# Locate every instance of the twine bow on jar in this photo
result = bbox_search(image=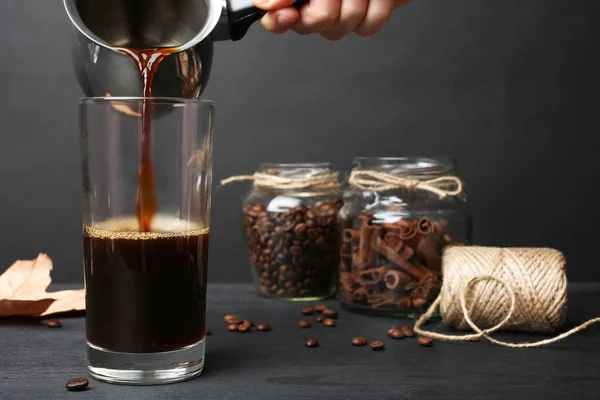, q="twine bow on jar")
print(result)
[221,172,341,192]
[348,170,463,198]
